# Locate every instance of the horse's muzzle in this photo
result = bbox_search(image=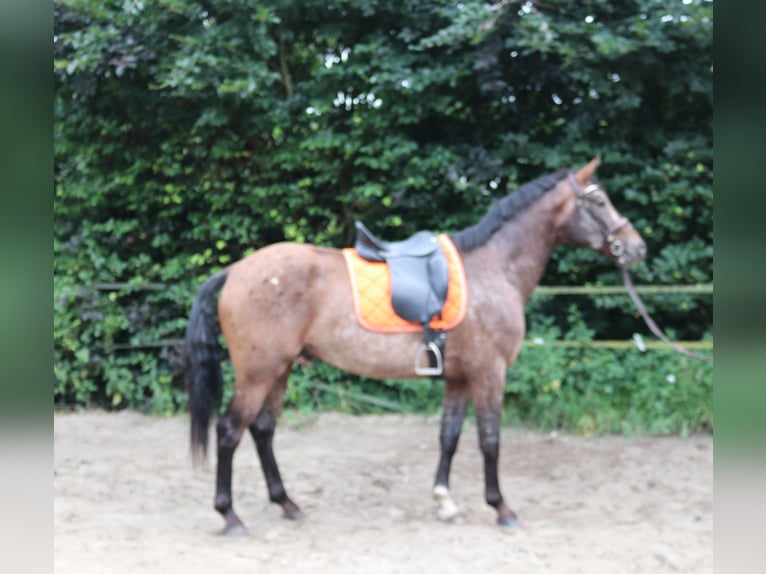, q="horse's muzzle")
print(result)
[616,236,647,268]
